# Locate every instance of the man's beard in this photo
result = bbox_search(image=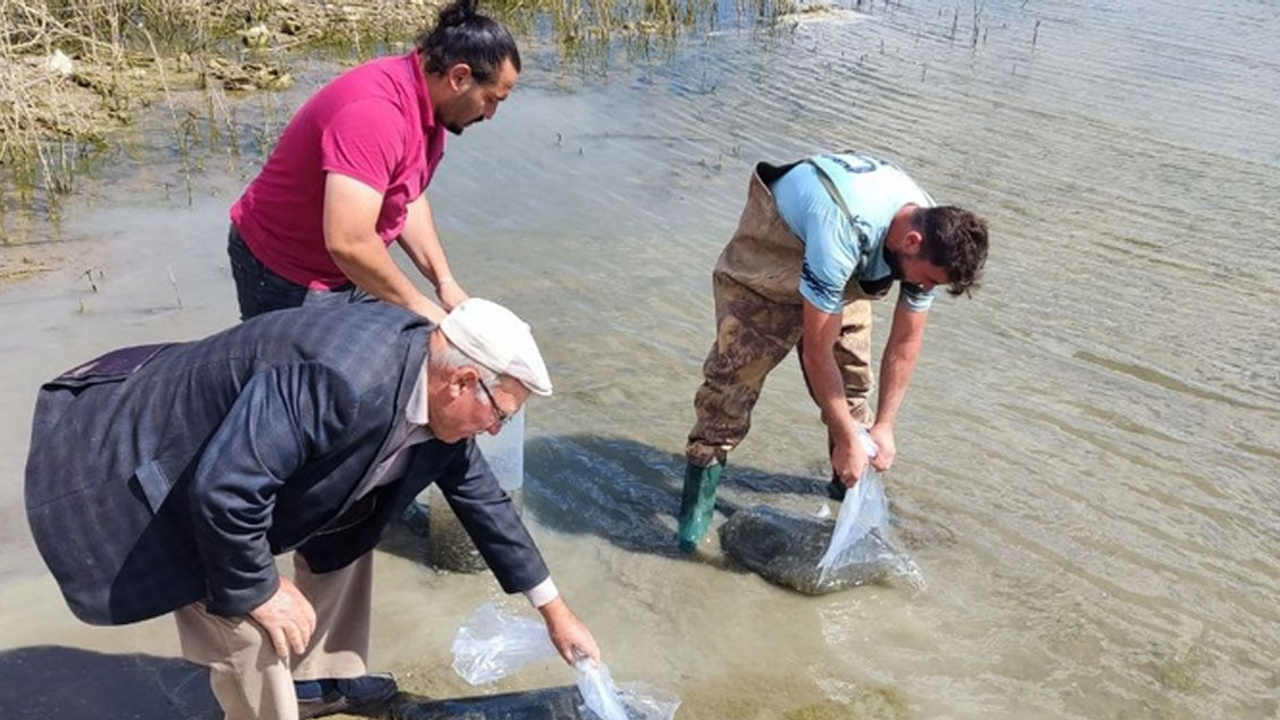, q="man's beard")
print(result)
[447,114,487,136]
[883,246,904,279]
